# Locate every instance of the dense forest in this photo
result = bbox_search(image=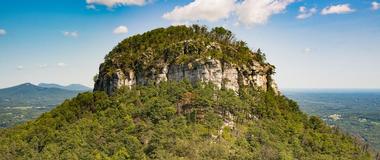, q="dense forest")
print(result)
[101,25,269,76]
[0,25,375,159]
[0,81,373,159]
